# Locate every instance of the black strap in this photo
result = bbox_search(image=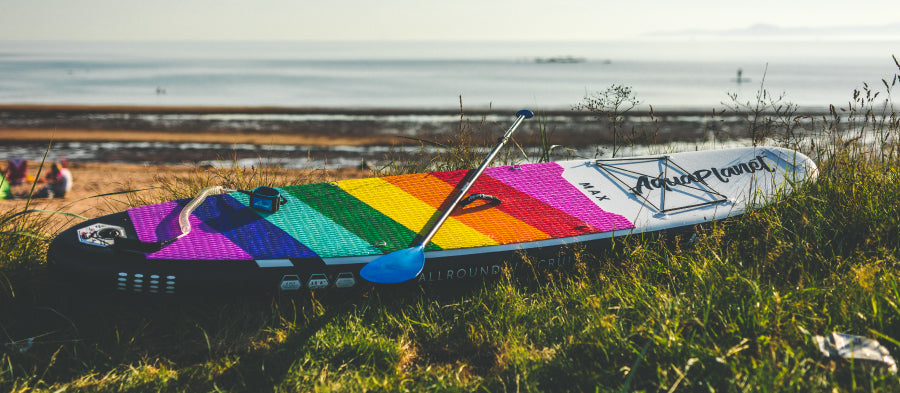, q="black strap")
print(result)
[459,193,501,207]
[237,187,288,211]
